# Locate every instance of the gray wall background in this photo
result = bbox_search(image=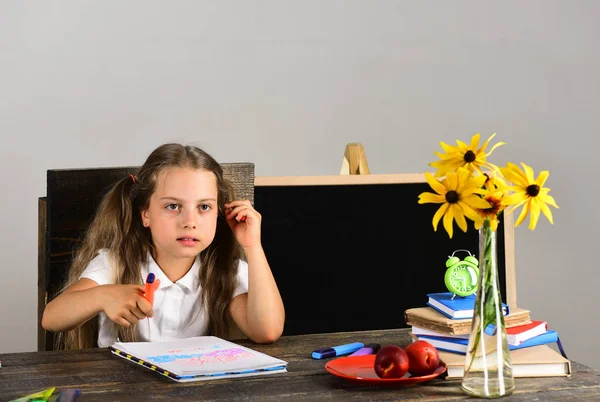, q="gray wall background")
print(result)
[2,1,599,369]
